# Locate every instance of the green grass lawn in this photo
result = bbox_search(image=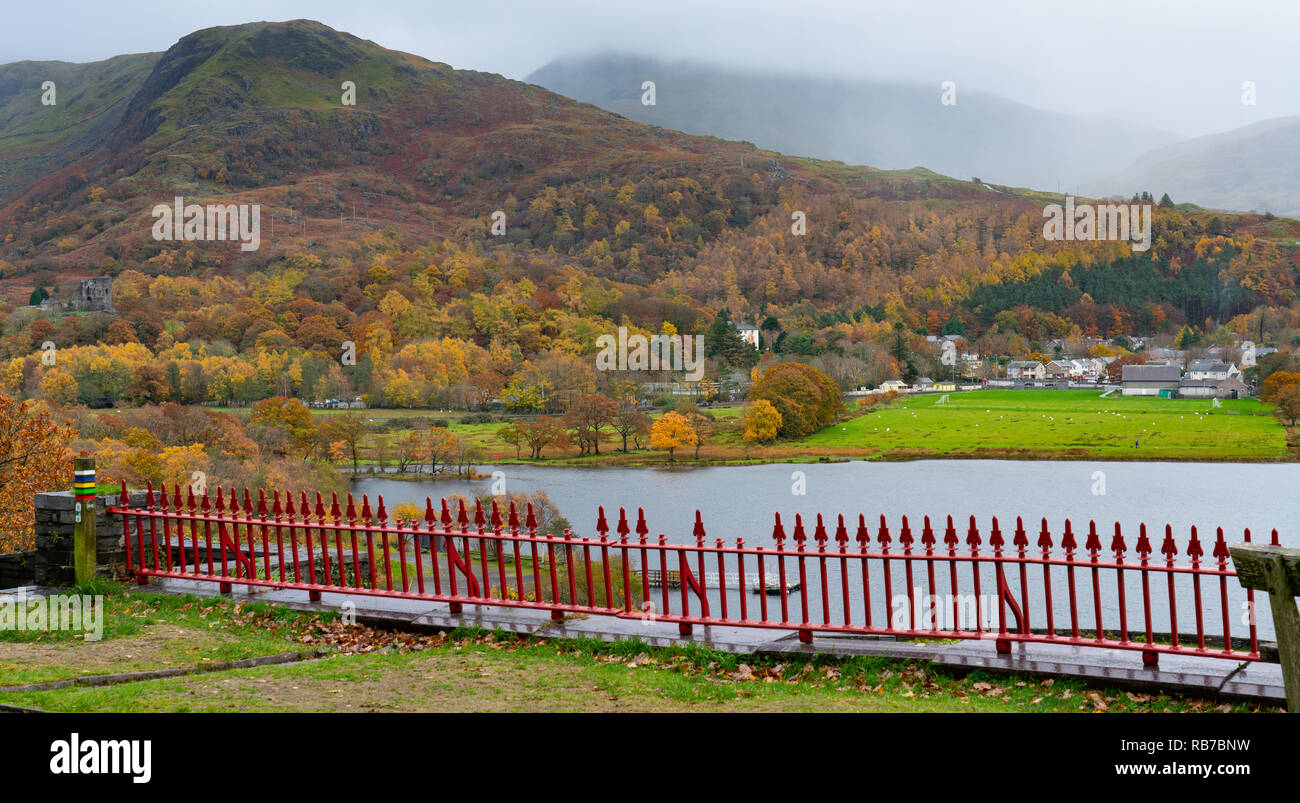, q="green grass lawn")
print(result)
[807,389,1289,461]
[0,590,1274,712]
[0,586,333,687]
